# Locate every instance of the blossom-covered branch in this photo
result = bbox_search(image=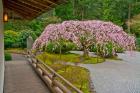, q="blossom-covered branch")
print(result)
[33,20,136,56]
